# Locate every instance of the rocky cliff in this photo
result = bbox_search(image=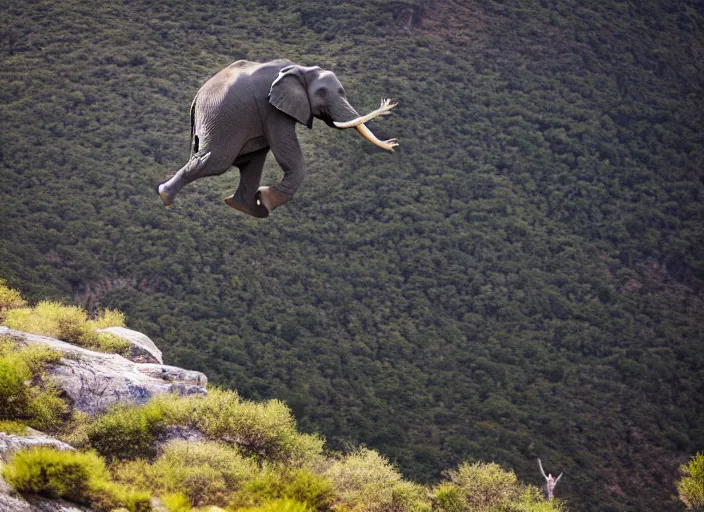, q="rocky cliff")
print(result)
[0,326,208,512]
